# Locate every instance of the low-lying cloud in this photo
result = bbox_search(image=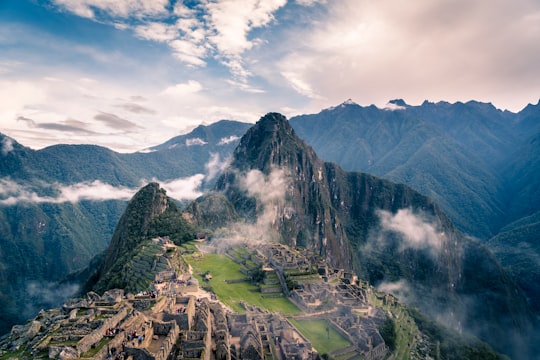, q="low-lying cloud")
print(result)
[205,153,230,182]
[218,135,240,145]
[0,175,206,206]
[0,179,136,205]
[377,208,444,256]
[212,167,291,247]
[241,168,288,204]
[186,137,208,146]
